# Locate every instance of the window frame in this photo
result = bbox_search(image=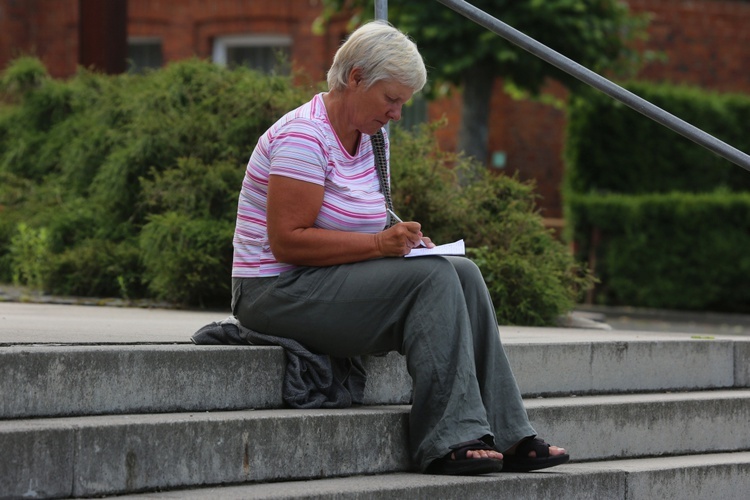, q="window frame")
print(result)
[212,34,292,71]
